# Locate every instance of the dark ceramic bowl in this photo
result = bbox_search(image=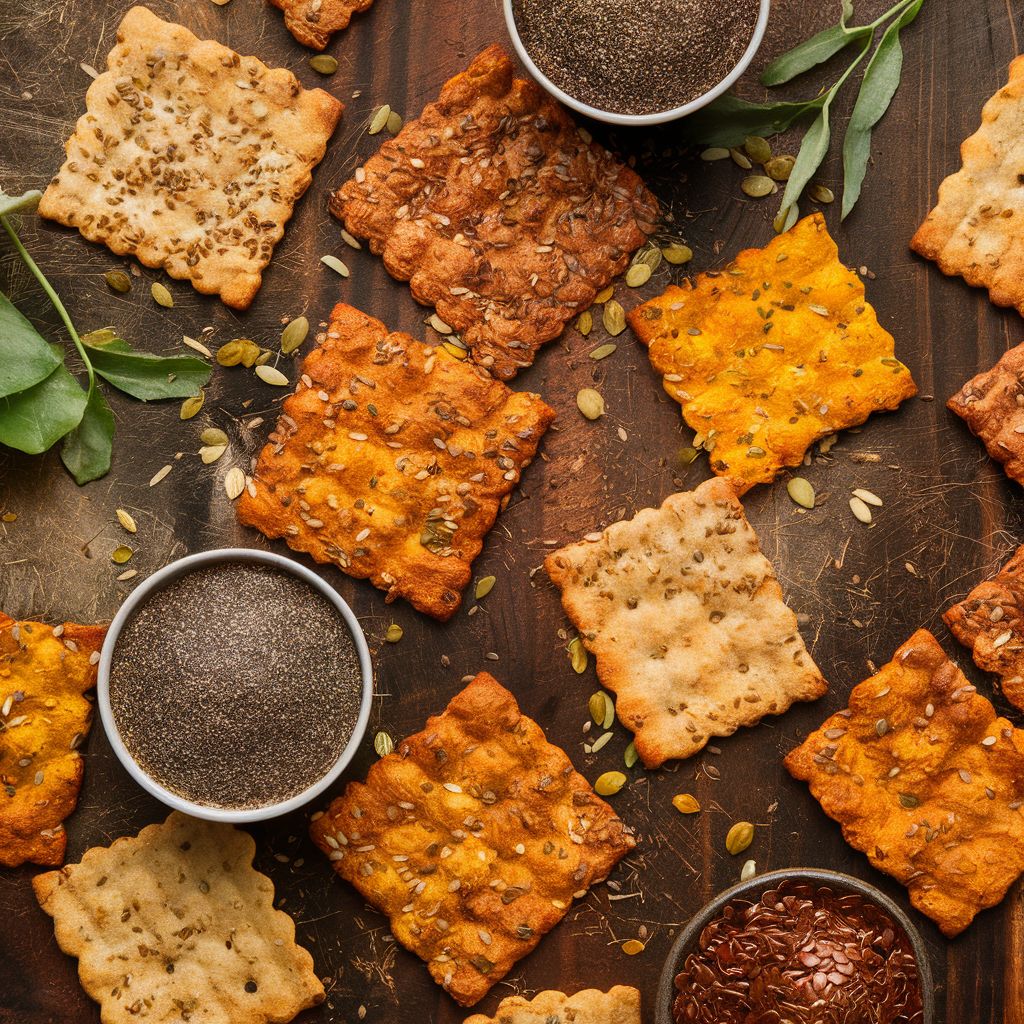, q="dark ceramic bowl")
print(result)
[656,867,935,1024]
